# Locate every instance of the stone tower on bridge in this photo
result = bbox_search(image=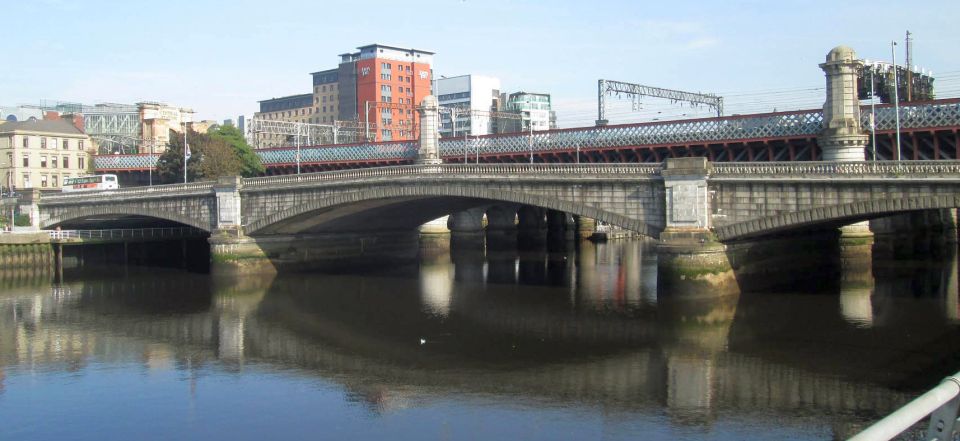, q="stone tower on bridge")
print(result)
[818,45,869,161]
[416,95,442,165]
